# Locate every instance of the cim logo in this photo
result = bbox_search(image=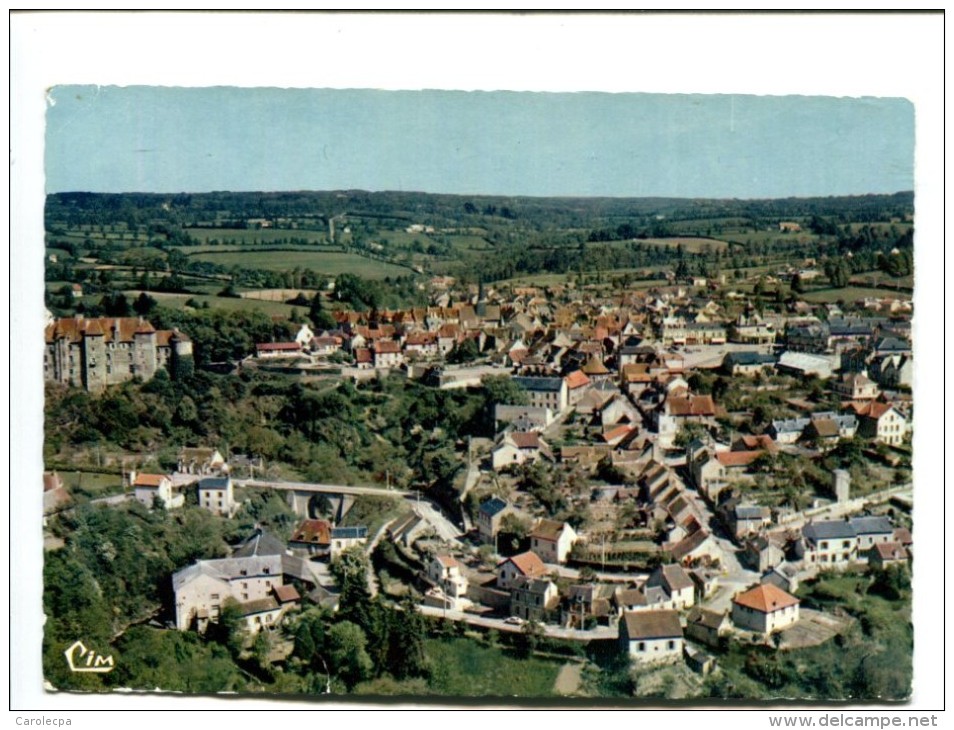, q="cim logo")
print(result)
[64,640,115,673]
